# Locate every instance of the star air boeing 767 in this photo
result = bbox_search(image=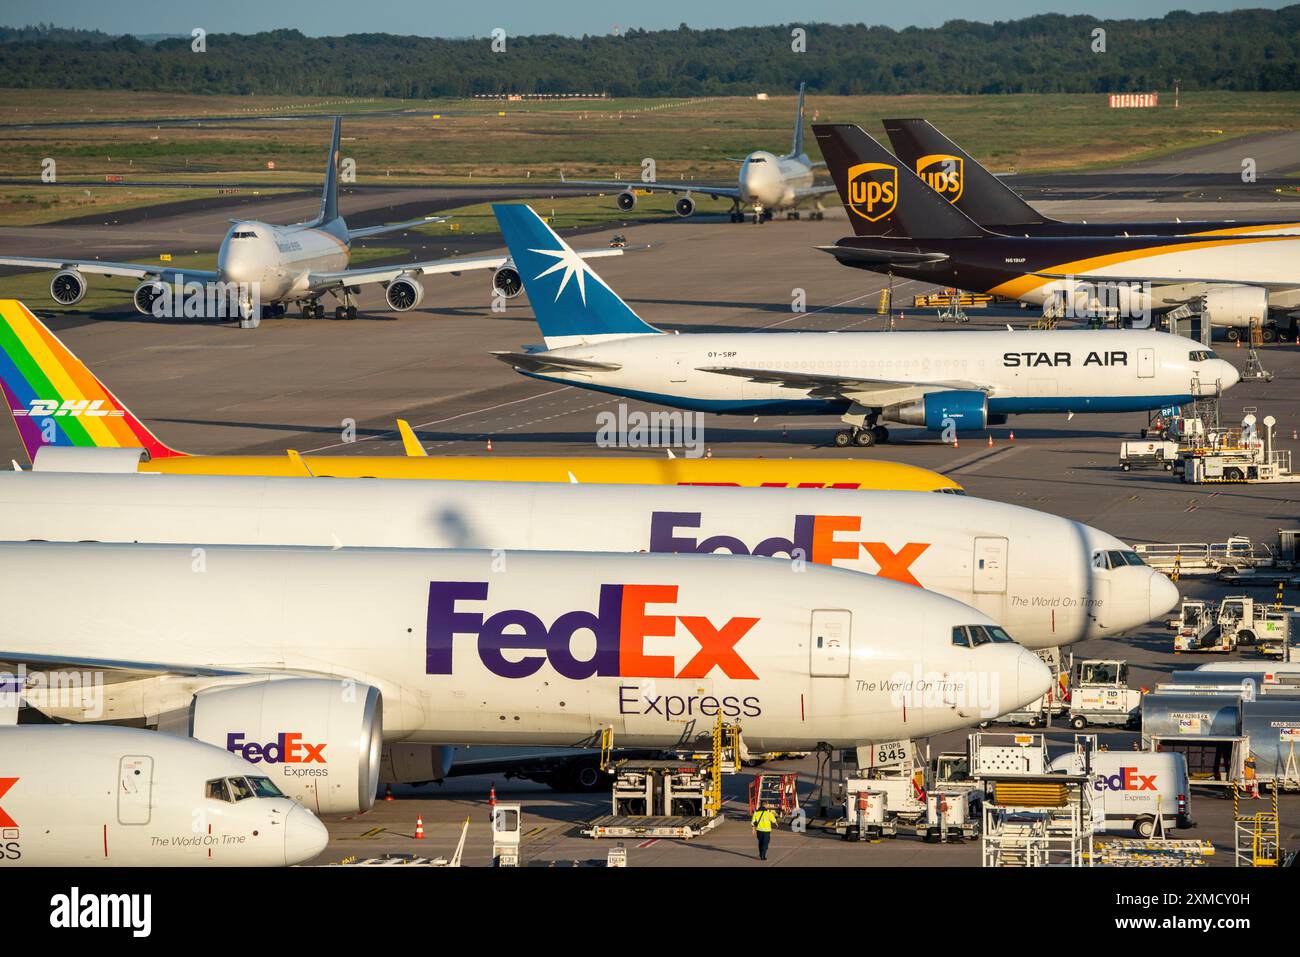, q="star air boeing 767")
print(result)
[813,123,1300,340]
[0,118,620,321]
[490,203,1238,446]
[562,83,838,223]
